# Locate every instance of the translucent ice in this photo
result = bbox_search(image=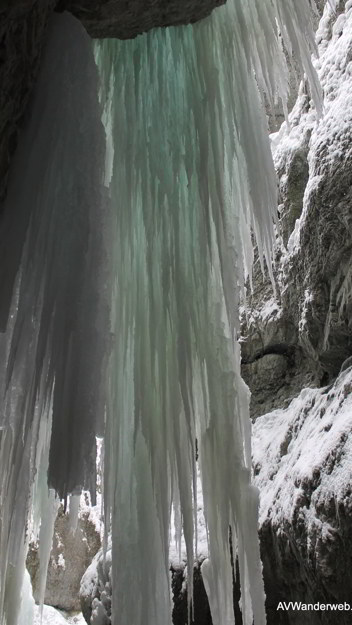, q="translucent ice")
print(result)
[95,2,321,624]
